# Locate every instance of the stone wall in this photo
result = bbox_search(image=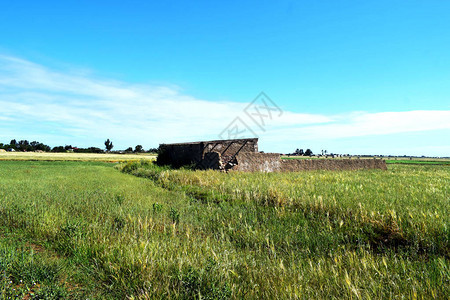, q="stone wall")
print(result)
[157,138,258,168]
[201,152,221,169]
[157,138,387,172]
[281,157,387,171]
[233,152,387,172]
[157,143,203,168]
[202,139,258,157]
[233,152,281,172]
